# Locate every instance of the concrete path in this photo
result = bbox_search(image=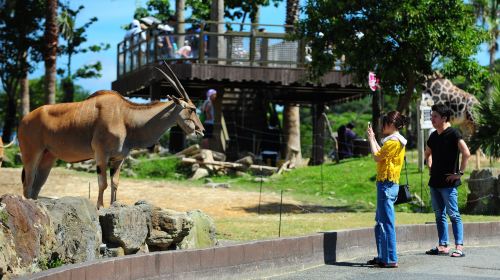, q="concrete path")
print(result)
[265,245,500,280]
